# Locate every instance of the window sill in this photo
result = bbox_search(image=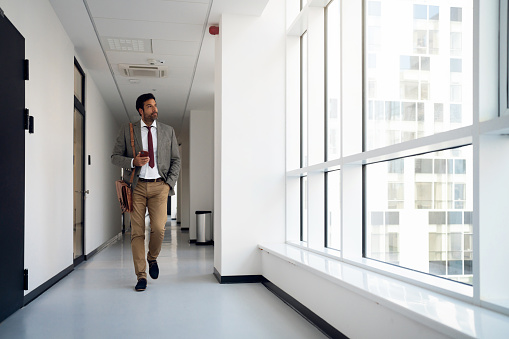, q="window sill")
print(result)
[286,240,473,300]
[259,242,509,339]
